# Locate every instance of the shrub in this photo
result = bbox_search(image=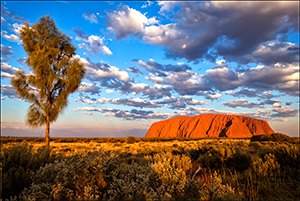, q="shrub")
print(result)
[151,158,188,198]
[251,148,300,200]
[197,146,224,171]
[226,148,252,172]
[188,148,203,161]
[105,163,163,200]
[1,142,60,200]
[249,141,262,148]
[126,136,136,144]
[152,151,191,171]
[205,171,237,200]
[21,150,109,200]
[182,178,206,200]
[272,144,300,174]
[252,153,280,178]
[251,133,296,143]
